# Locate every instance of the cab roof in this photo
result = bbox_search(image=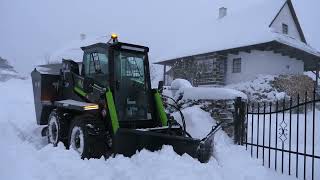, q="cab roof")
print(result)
[80,42,149,53]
